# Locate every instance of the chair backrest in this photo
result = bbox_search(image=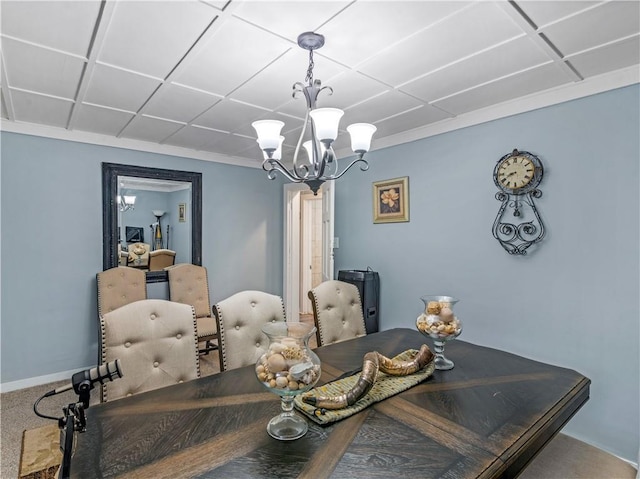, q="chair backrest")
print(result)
[167,263,211,318]
[148,249,176,271]
[213,291,286,371]
[100,299,200,402]
[96,266,147,318]
[308,280,366,347]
